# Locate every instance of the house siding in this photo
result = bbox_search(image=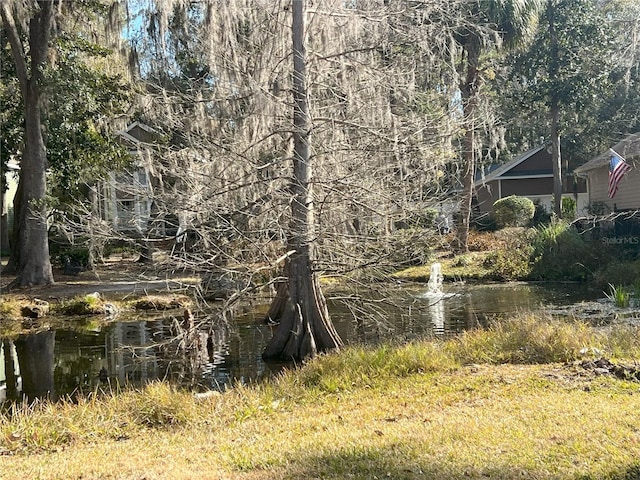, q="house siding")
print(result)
[476,183,500,214]
[506,149,551,175]
[473,144,588,217]
[476,177,587,215]
[587,166,640,212]
[501,177,554,196]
